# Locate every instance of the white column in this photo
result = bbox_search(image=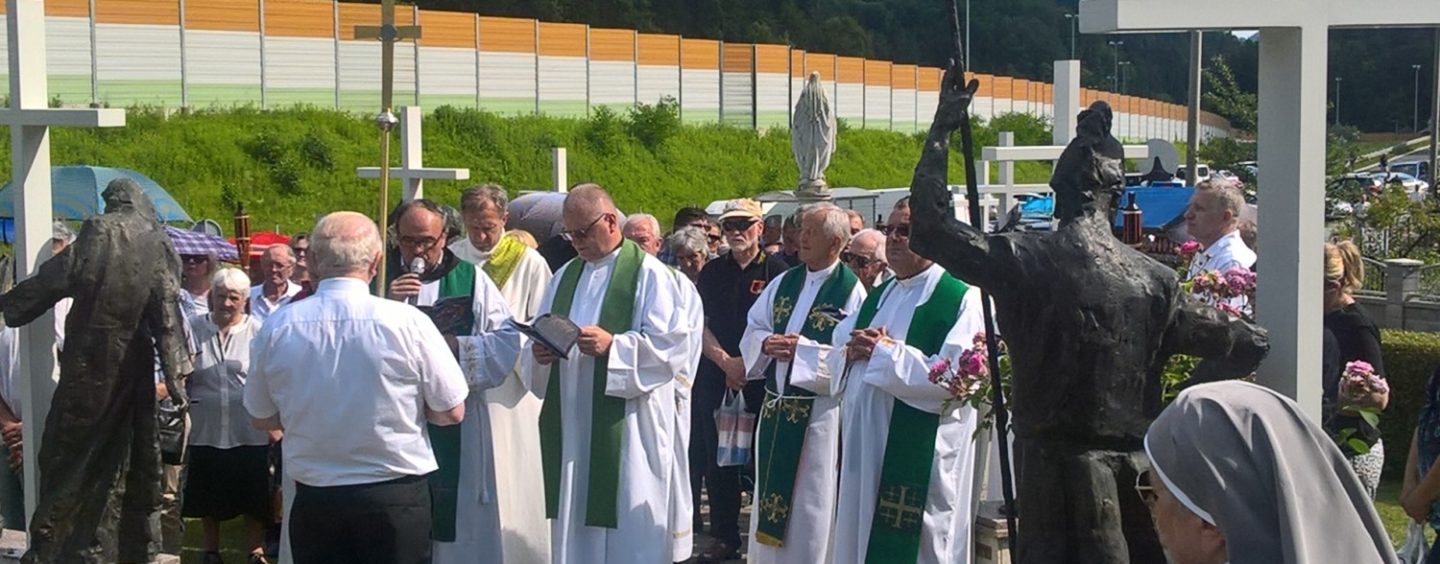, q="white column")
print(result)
[1186,31,1203,177]
[398,106,425,200]
[1254,27,1328,421]
[553,147,568,192]
[1054,60,1081,145]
